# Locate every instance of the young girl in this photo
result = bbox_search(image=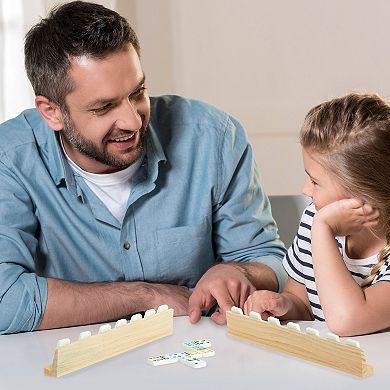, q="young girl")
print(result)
[244,93,390,336]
